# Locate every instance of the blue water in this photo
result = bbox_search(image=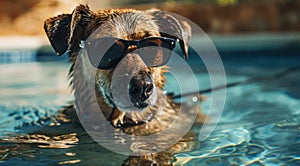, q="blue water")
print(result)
[0,52,299,165]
